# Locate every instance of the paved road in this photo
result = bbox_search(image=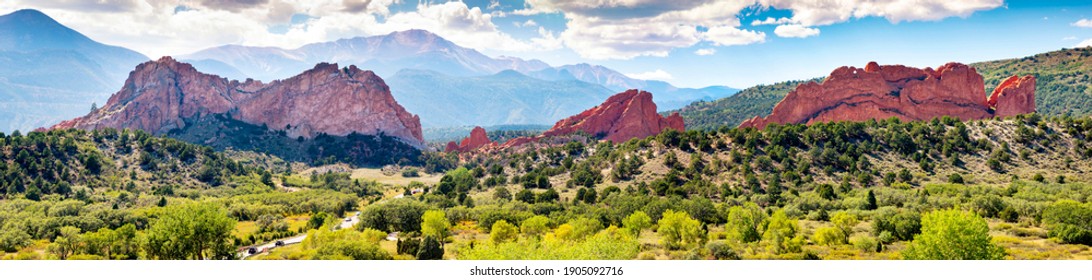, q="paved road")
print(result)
[238,211,361,259]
